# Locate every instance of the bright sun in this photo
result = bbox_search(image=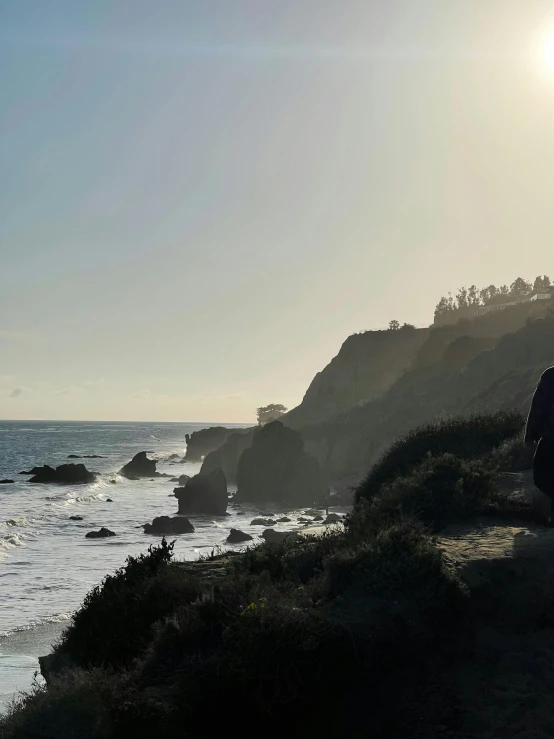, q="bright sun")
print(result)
[543,34,554,71]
